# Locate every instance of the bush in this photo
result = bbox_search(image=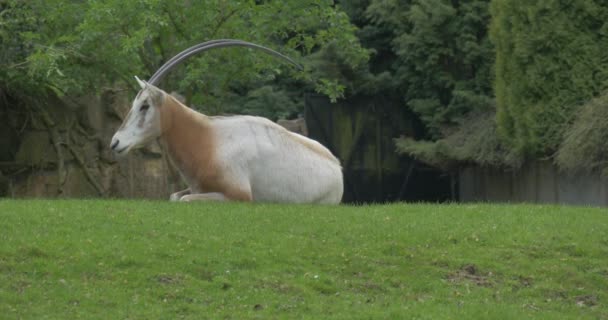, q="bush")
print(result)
[366,0,495,139]
[395,110,521,170]
[557,92,608,174]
